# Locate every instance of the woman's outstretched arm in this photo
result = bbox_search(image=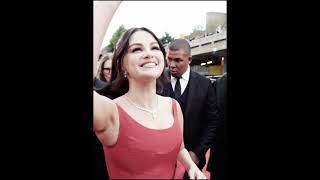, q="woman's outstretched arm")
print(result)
[94,1,121,76]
